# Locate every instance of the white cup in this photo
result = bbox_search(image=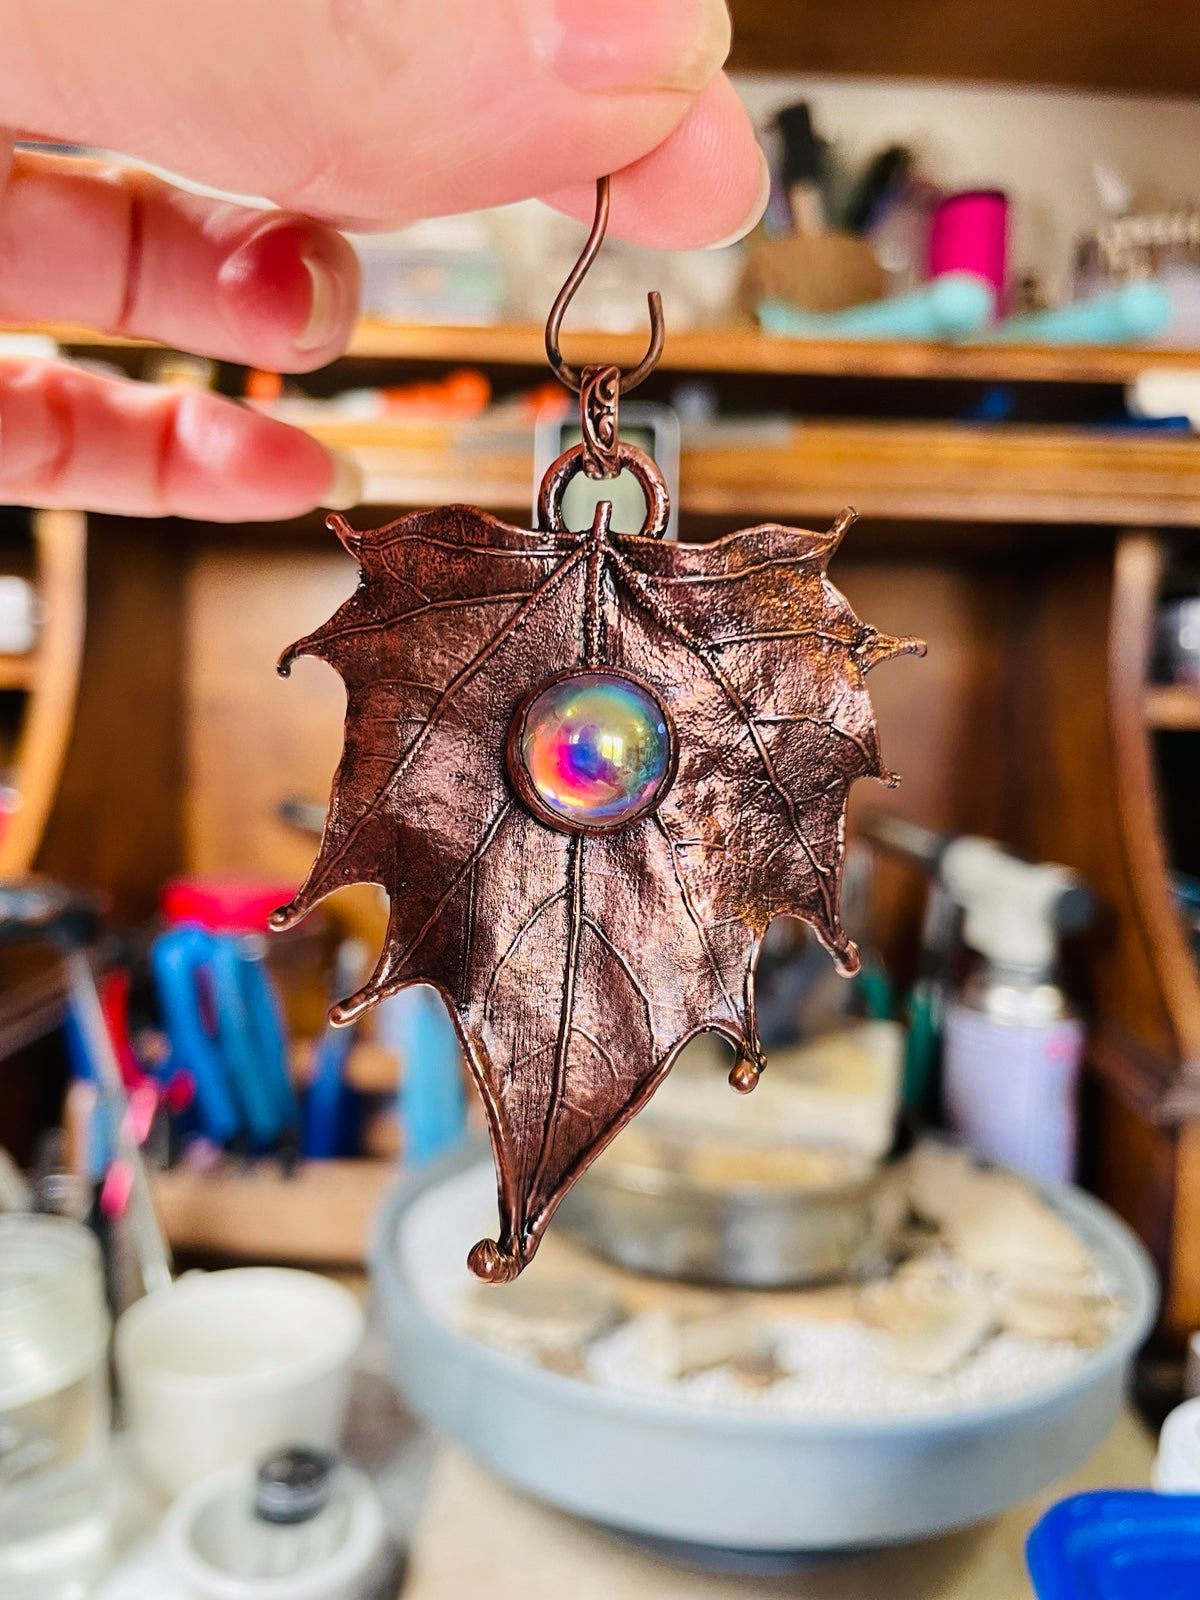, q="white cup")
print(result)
[116,1269,364,1498]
